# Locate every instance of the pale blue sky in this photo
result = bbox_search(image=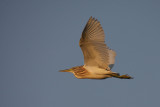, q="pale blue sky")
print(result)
[1,0,160,107]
